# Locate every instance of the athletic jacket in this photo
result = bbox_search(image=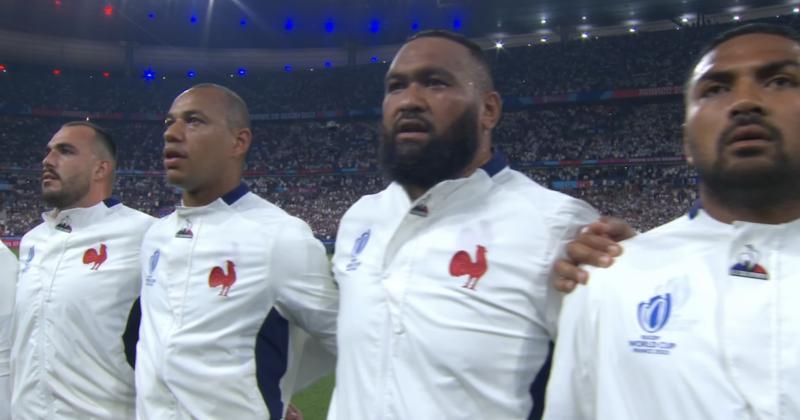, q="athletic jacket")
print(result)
[136,184,338,420]
[330,153,598,419]
[11,198,153,419]
[544,208,800,420]
[0,243,17,420]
